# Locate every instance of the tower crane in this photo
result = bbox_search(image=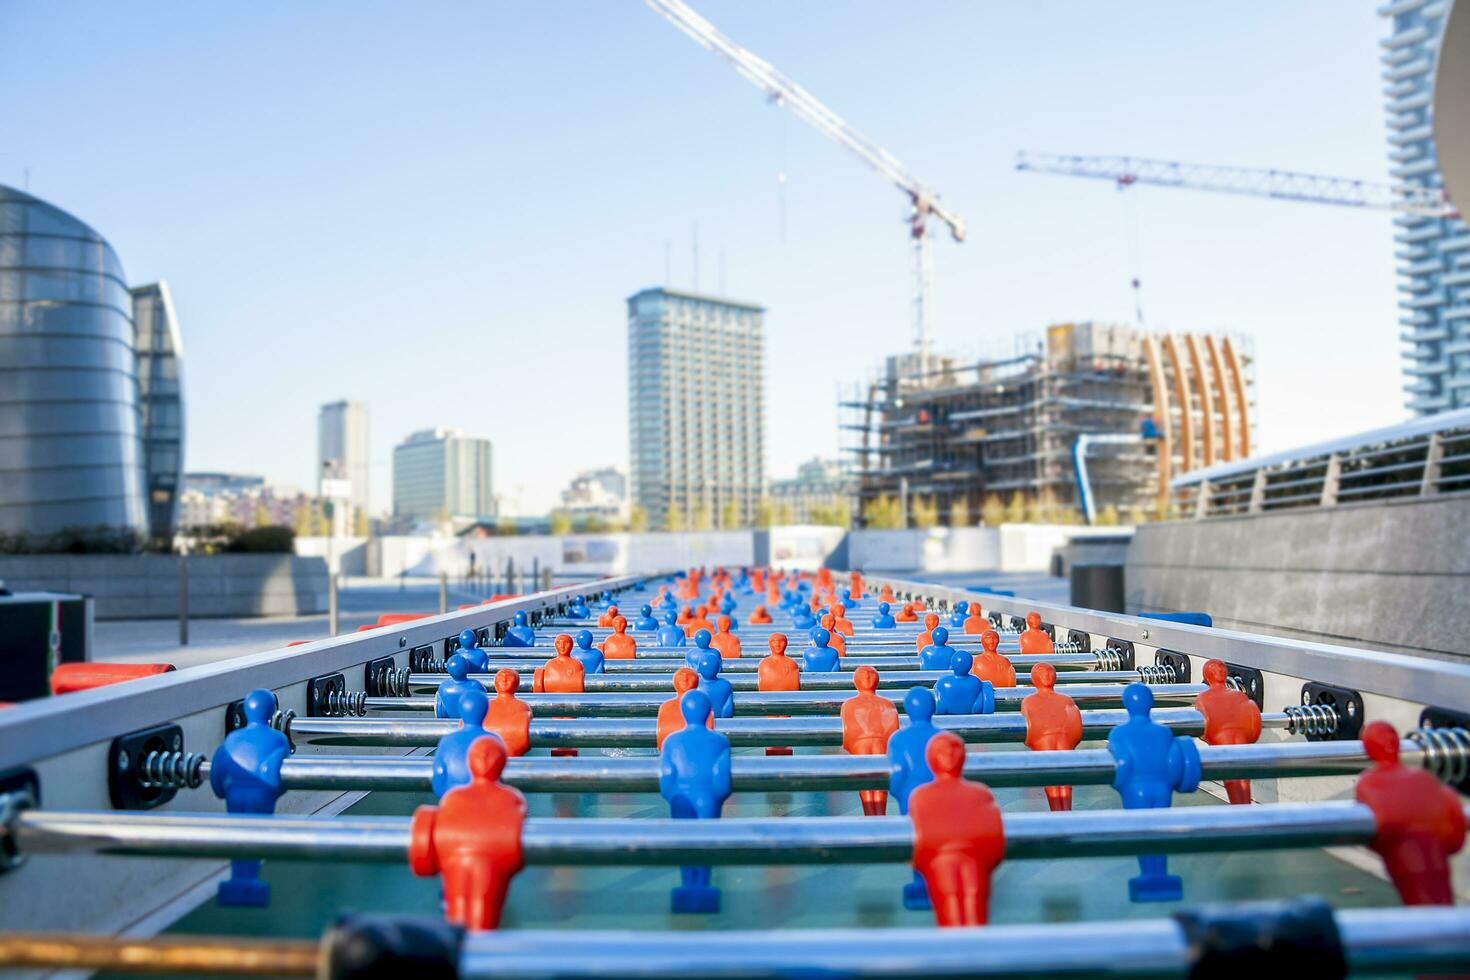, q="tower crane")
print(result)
[1014,152,1454,217]
[646,0,966,360]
